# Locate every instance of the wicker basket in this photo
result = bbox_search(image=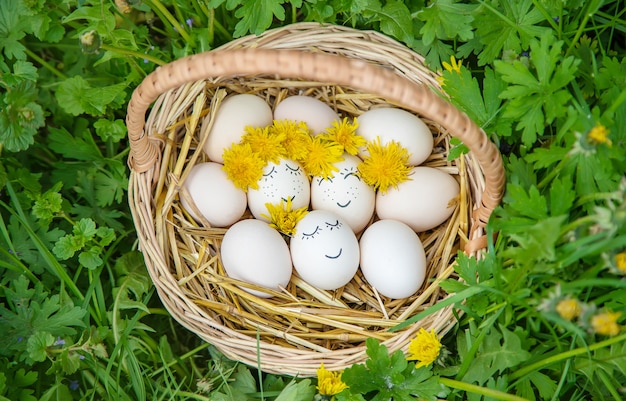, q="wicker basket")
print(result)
[126,23,505,376]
